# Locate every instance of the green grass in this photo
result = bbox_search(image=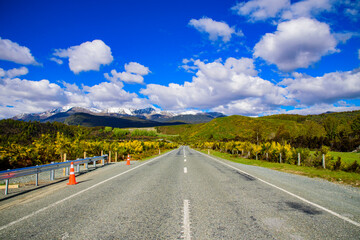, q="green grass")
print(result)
[200,149,360,188]
[329,151,360,165]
